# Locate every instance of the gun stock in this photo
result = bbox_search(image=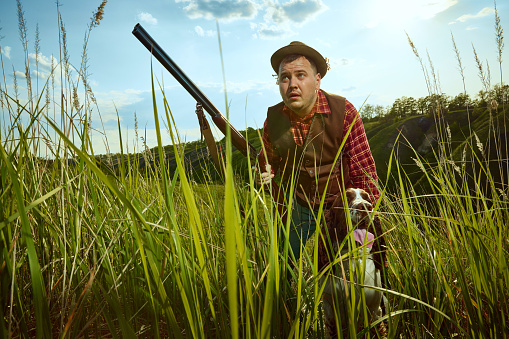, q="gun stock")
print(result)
[132,23,257,161]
